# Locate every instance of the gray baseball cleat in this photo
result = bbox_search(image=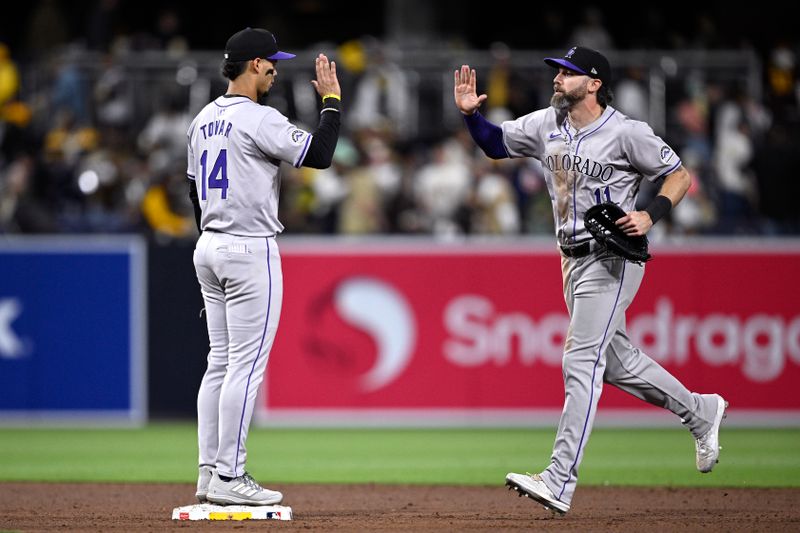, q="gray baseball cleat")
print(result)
[505,472,570,514]
[195,465,215,503]
[696,394,728,473]
[206,471,283,506]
